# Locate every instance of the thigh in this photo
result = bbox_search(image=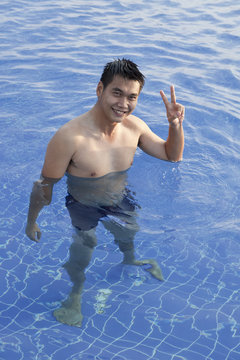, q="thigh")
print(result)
[66,194,102,231]
[101,197,140,241]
